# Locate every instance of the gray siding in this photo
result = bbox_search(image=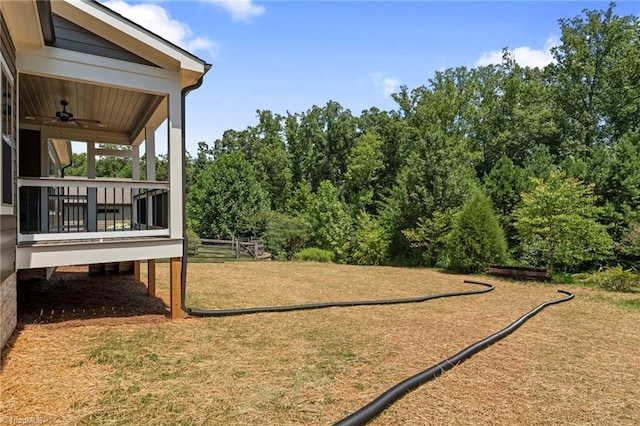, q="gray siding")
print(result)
[1,10,16,281]
[50,14,157,67]
[1,10,17,352]
[1,10,16,76]
[1,215,15,281]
